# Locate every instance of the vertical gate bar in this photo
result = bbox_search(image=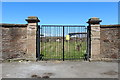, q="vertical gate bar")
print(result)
[72,27,76,60]
[36,25,37,60]
[57,27,58,60]
[81,27,84,58]
[82,27,86,57]
[44,27,45,59]
[74,27,75,60]
[87,26,90,60]
[38,25,40,60]
[67,27,69,60]
[63,26,64,61]
[57,27,59,60]
[43,27,45,59]
[57,27,59,59]
[50,27,51,60]
[75,27,76,60]
[42,26,43,59]
[86,26,89,60]
[68,27,70,60]
[36,25,38,60]
[56,27,57,59]
[86,26,88,60]
[41,26,43,58]
[45,27,46,59]
[39,25,40,60]
[80,27,82,58]
[89,26,91,58]
[55,27,56,59]
[82,27,83,59]
[85,27,87,58]
[61,27,62,60]
[78,27,79,59]
[55,27,57,59]
[59,27,60,60]
[46,27,47,59]
[40,26,41,59]
[59,27,61,59]
[67,27,68,60]
[36,25,40,60]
